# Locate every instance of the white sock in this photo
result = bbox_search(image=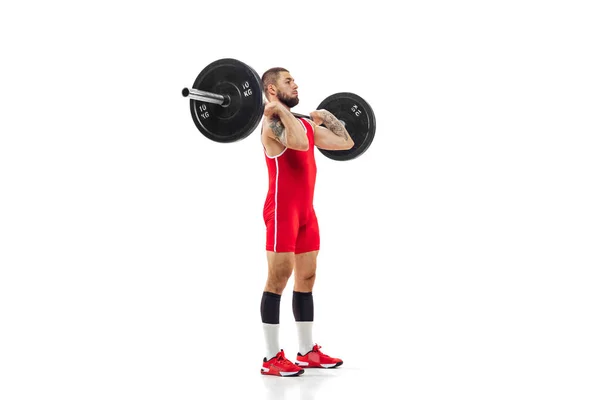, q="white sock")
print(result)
[263,323,280,360]
[296,321,314,355]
